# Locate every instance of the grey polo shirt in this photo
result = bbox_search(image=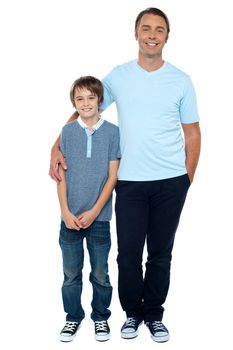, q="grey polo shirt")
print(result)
[60,119,120,221]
